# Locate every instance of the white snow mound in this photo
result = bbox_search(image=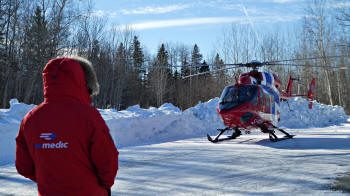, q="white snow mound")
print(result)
[0,97,348,164]
[280,97,348,128]
[0,99,36,165]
